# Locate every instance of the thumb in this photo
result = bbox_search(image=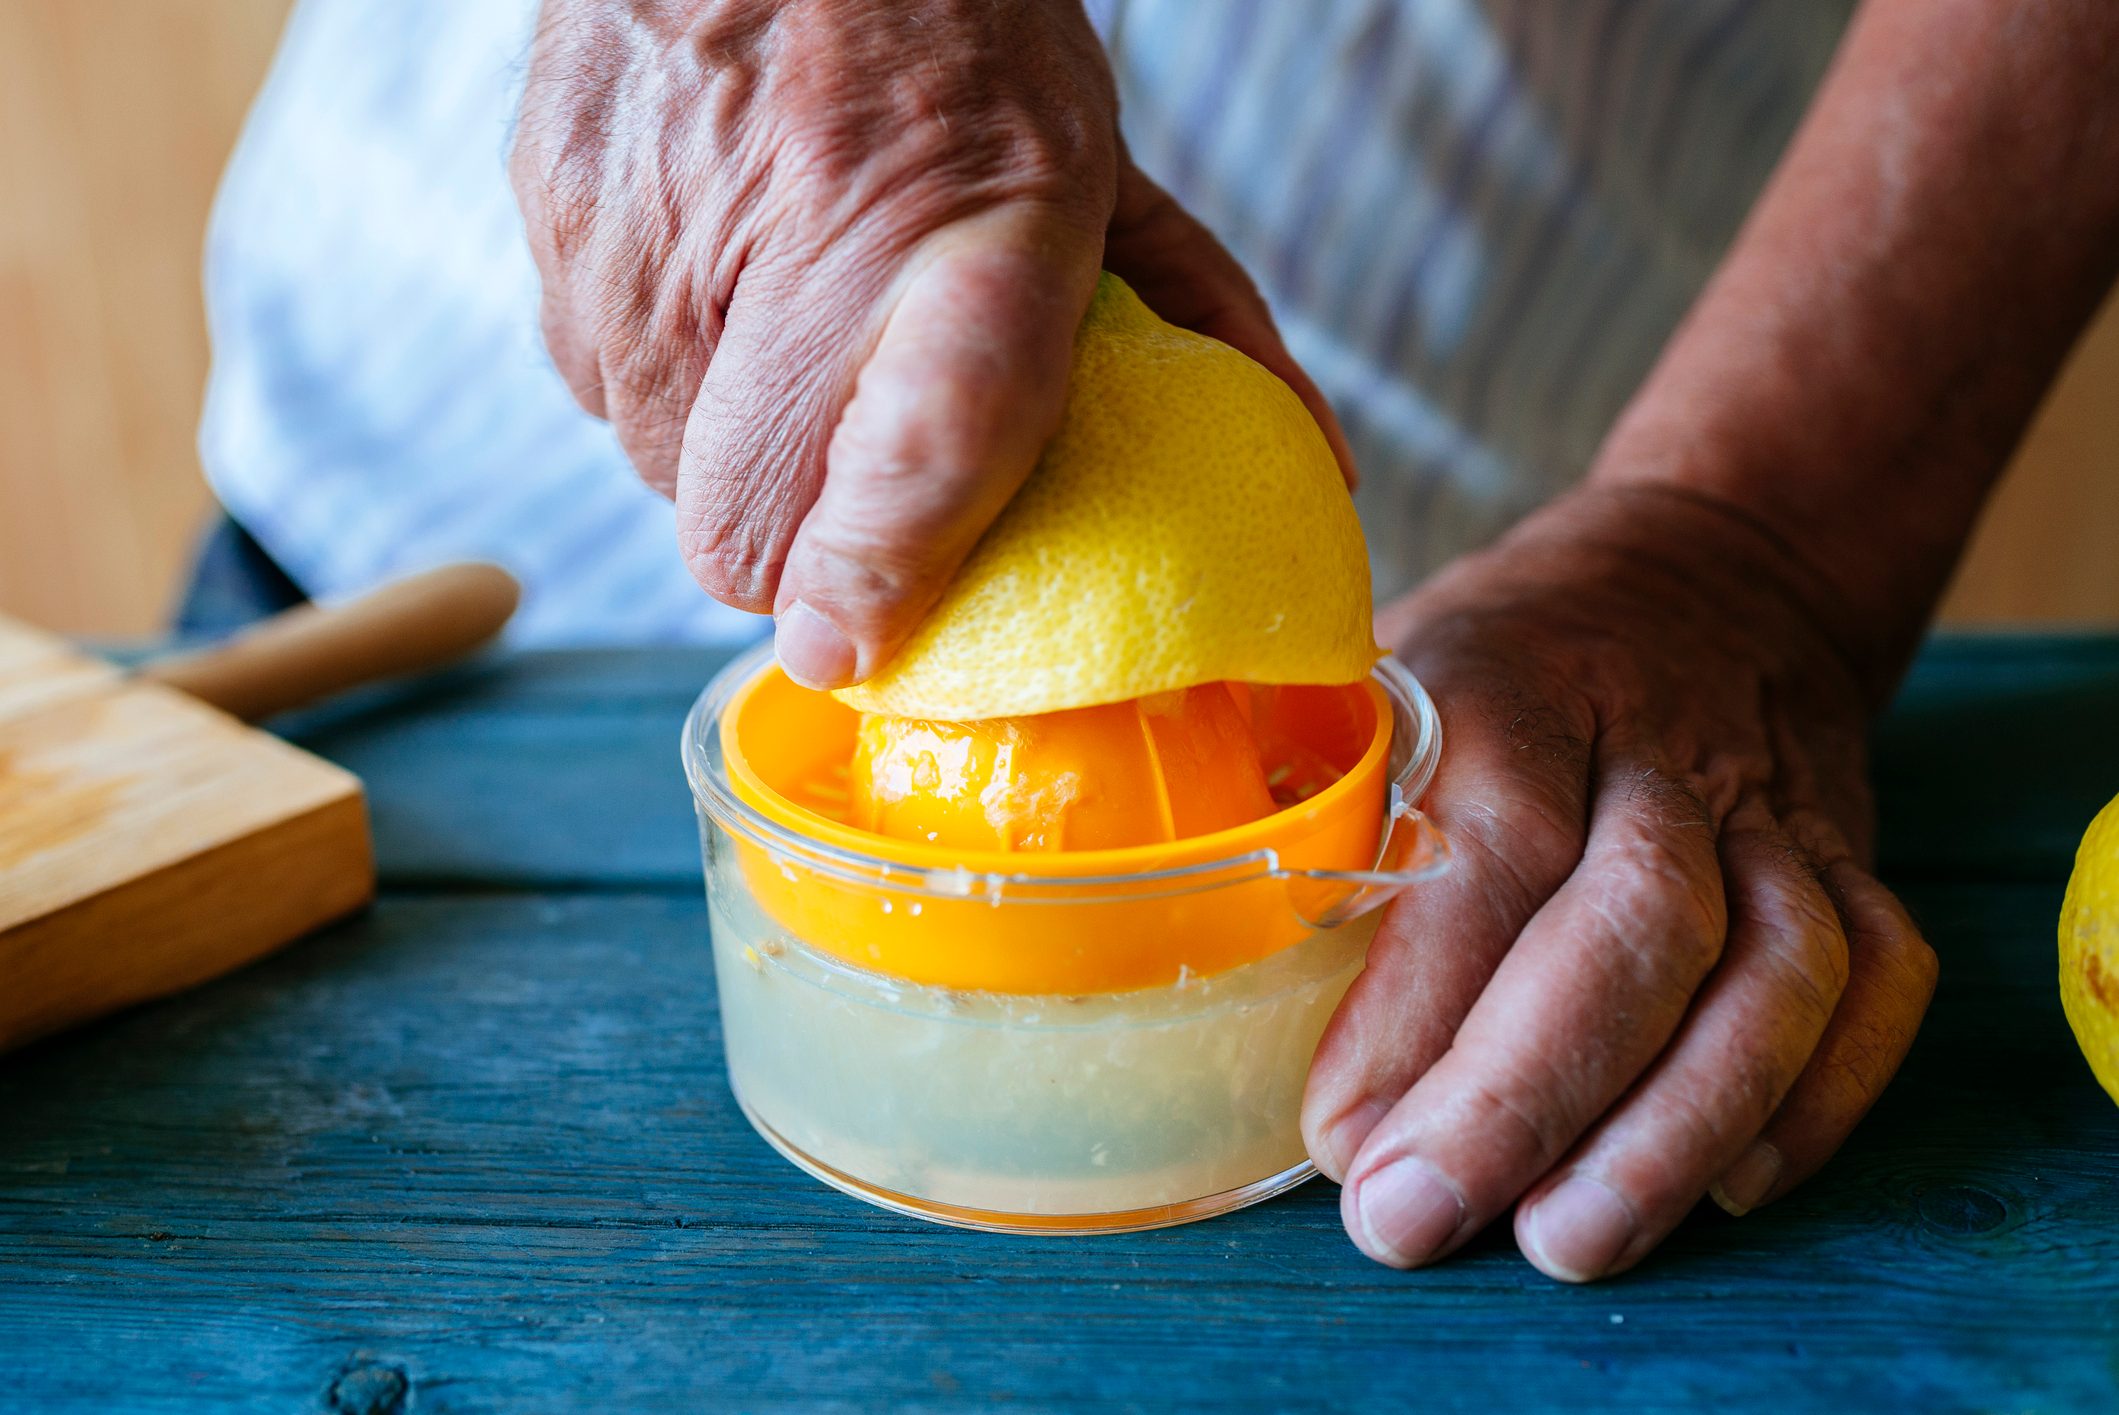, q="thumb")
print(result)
[769,205,1104,688]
